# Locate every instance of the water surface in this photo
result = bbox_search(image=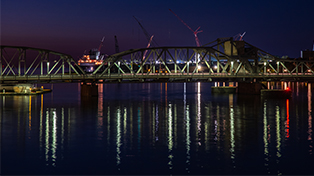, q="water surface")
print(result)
[1,82,313,175]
